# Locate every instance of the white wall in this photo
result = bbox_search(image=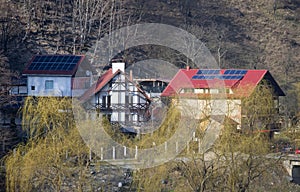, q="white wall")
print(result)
[91,73,149,125]
[27,76,72,97]
[178,99,242,124]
